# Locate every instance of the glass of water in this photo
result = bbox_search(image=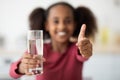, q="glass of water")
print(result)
[27,30,43,75]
